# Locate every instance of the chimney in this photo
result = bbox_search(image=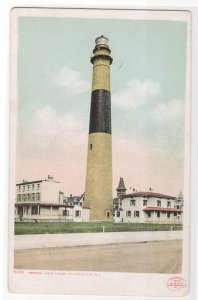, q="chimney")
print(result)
[47,175,53,181]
